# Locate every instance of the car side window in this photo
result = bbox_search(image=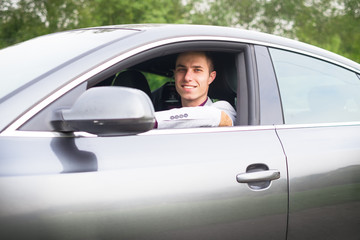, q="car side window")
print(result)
[269,48,360,124]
